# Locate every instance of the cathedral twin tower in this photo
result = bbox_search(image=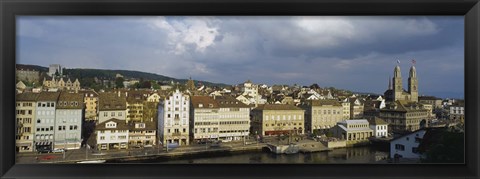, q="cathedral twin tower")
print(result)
[386,63,418,103]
